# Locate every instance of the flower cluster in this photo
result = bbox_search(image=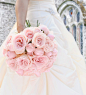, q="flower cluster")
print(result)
[3,25,58,77]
